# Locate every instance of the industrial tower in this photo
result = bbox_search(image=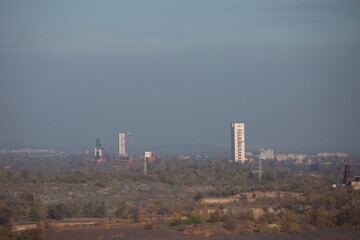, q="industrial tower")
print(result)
[94,139,103,160]
[343,161,351,186]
